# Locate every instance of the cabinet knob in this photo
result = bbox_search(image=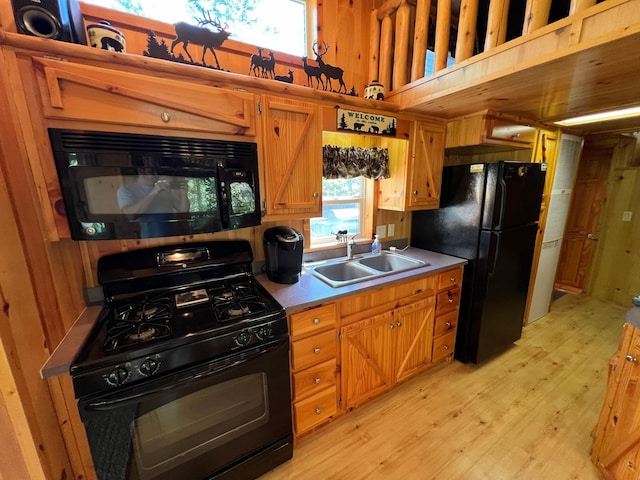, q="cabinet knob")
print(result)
[443,345,449,350]
[626,354,637,363]
[160,112,170,122]
[448,298,454,303]
[413,190,419,195]
[389,323,395,330]
[315,377,321,384]
[315,408,322,415]
[313,192,319,198]
[450,277,456,283]
[313,318,320,325]
[314,347,321,354]
[397,321,402,327]
[446,321,452,328]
